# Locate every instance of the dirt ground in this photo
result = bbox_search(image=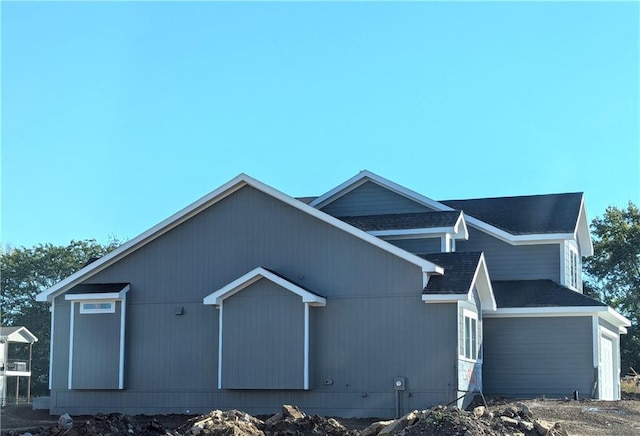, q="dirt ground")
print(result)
[2,396,640,435]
